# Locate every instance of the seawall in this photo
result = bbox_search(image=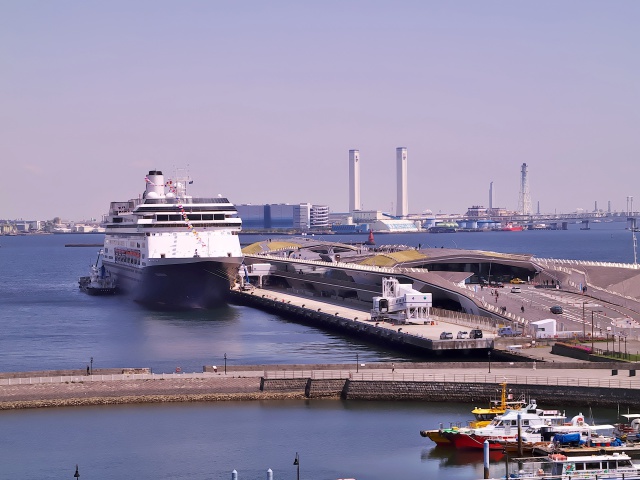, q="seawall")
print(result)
[261,378,640,407]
